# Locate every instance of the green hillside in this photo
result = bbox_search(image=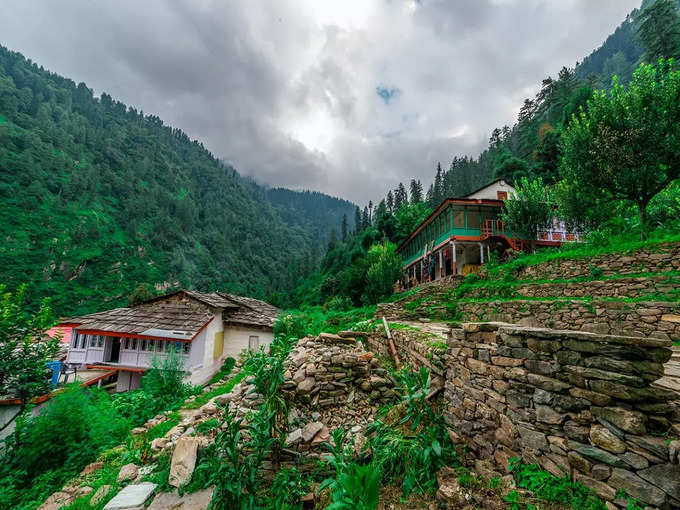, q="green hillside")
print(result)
[0,45,354,316]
